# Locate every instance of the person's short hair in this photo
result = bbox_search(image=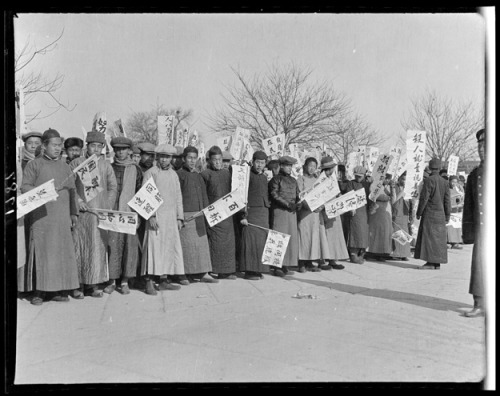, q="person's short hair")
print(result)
[208,145,223,158]
[267,159,280,170]
[439,168,448,175]
[183,146,199,157]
